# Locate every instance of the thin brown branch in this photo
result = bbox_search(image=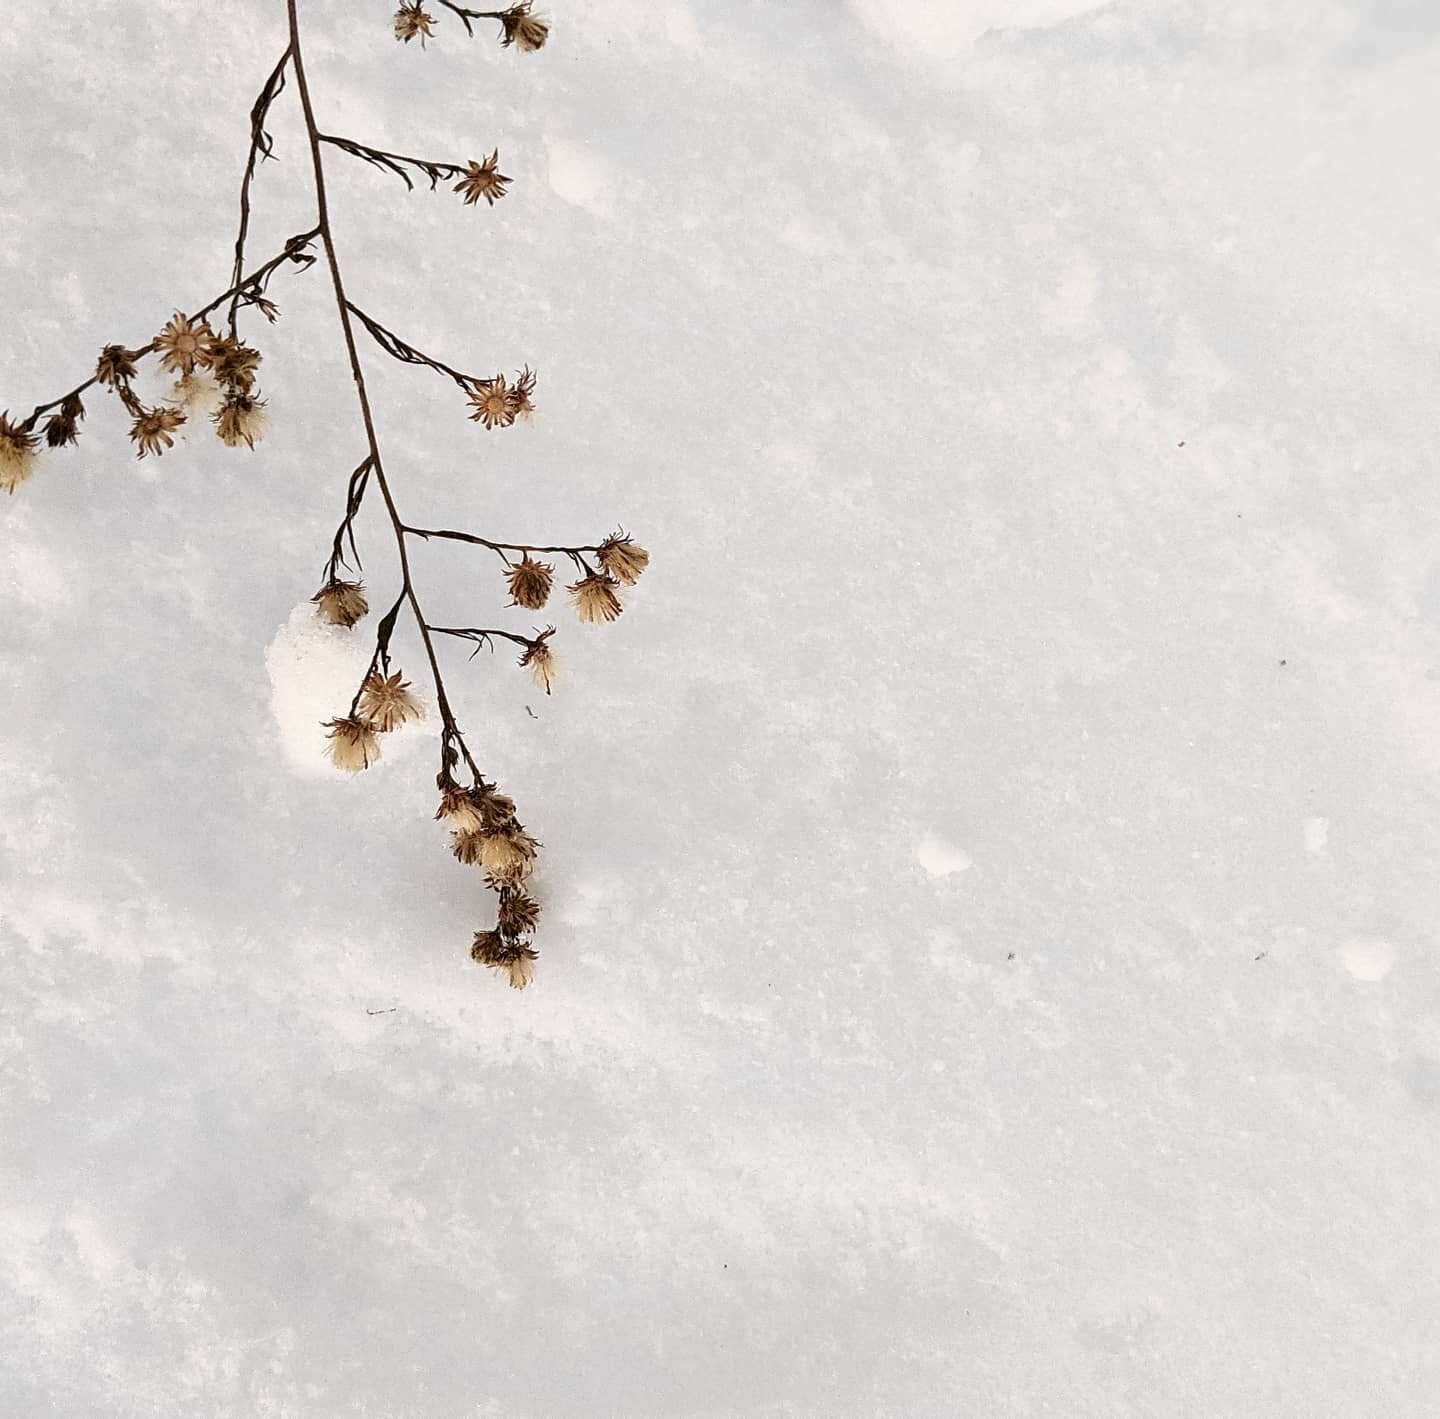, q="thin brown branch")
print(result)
[403,524,604,561]
[344,301,488,389]
[228,48,293,335]
[318,134,468,191]
[21,229,319,430]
